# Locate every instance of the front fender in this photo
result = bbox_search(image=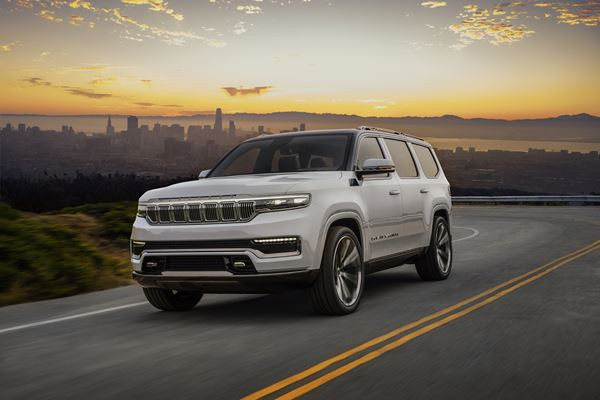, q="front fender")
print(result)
[313,209,367,270]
